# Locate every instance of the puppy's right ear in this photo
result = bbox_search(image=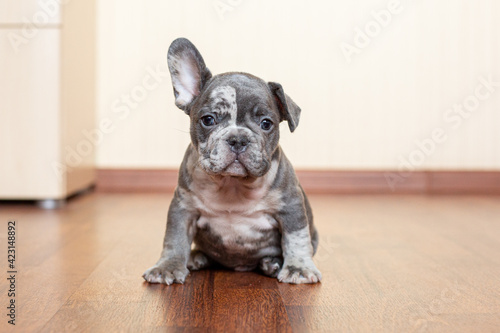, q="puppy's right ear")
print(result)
[167,38,212,114]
